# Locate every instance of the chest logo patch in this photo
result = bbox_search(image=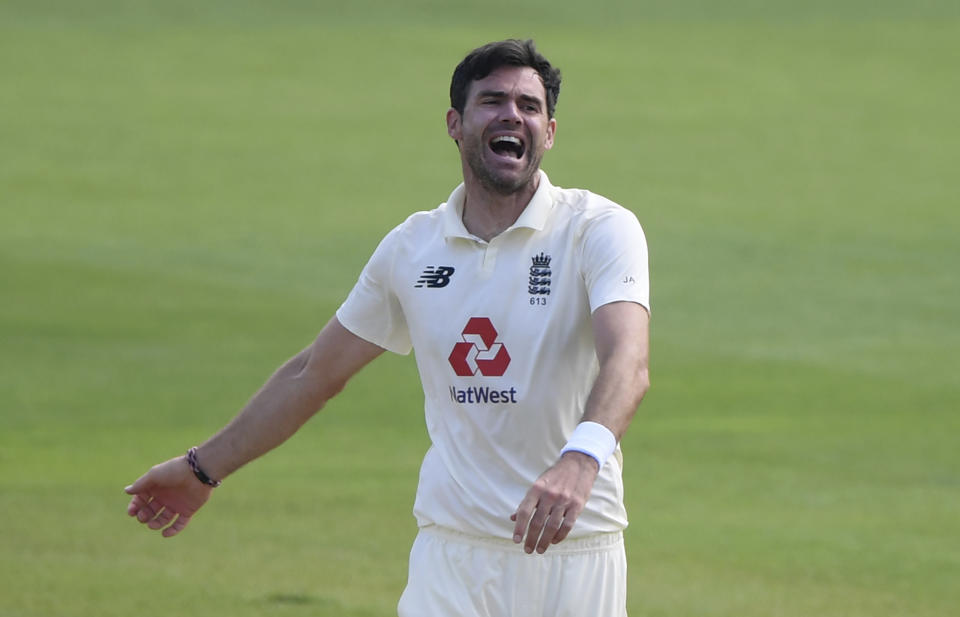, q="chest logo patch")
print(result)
[415,266,455,288]
[448,317,511,377]
[528,252,552,295]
